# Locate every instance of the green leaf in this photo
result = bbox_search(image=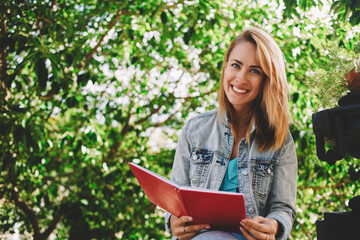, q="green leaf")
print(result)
[350,10,360,25]
[80,199,89,206]
[66,96,78,108]
[161,11,167,24]
[77,72,91,87]
[13,125,25,142]
[184,26,195,45]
